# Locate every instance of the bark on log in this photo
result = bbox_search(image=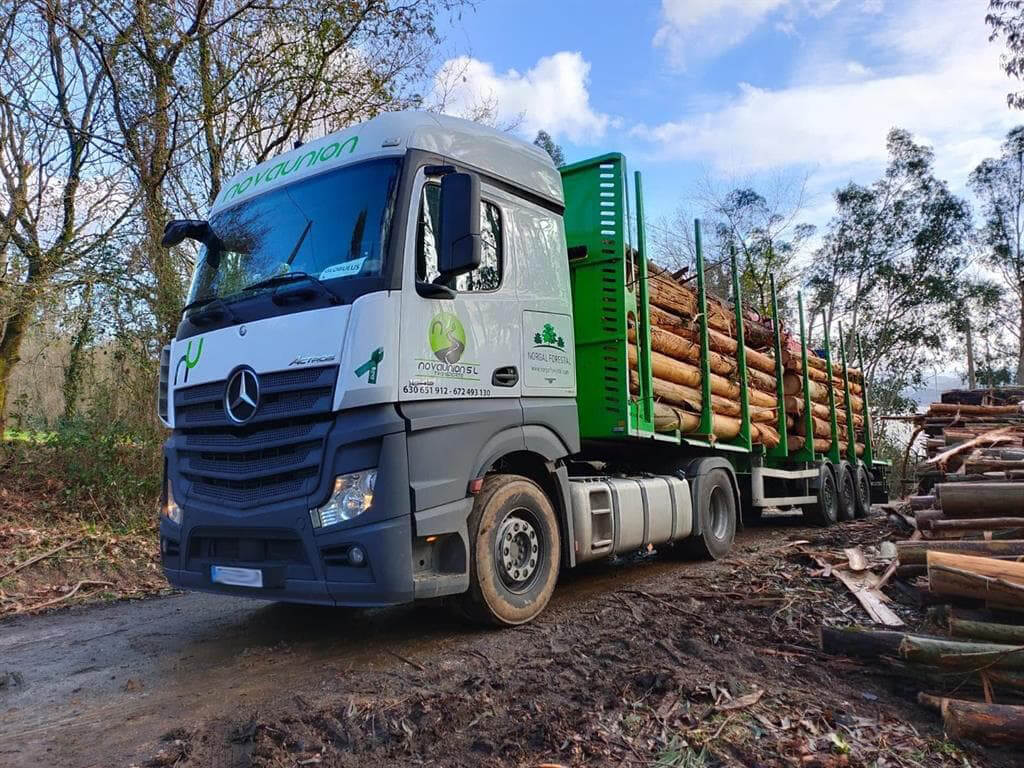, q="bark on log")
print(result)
[787,435,831,453]
[928,562,1024,607]
[949,618,1024,645]
[652,402,741,438]
[821,627,1024,670]
[630,325,737,377]
[909,495,937,510]
[929,403,1023,416]
[783,373,830,404]
[918,695,1024,745]
[745,366,777,394]
[963,458,1024,474]
[925,518,1024,534]
[928,551,1024,586]
[752,421,780,448]
[628,348,749,406]
[936,483,1024,518]
[630,370,744,418]
[895,539,1024,565]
